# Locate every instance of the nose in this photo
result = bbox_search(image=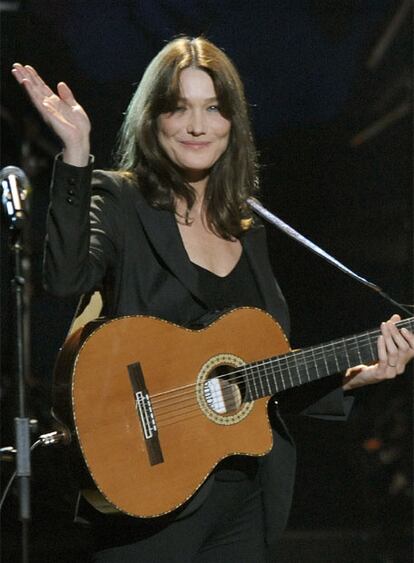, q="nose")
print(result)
[186,108,206,136]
